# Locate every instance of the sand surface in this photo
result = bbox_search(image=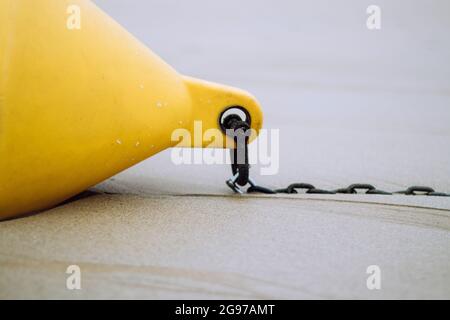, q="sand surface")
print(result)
[1,0,450,299]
